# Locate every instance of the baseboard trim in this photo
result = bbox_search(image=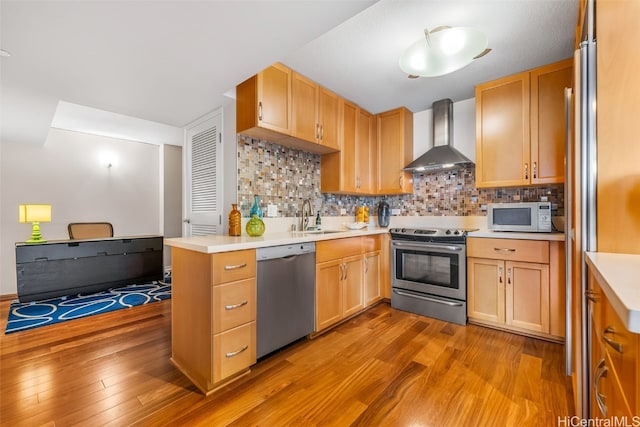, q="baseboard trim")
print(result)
[0,293,18,302]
